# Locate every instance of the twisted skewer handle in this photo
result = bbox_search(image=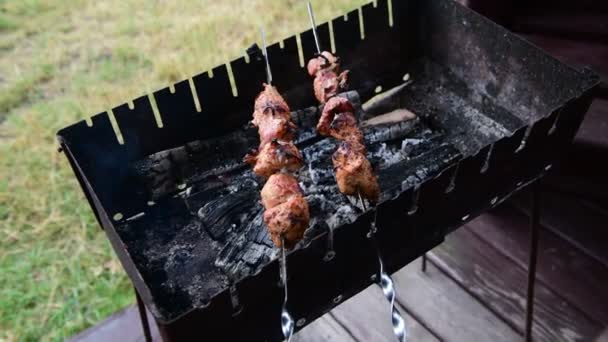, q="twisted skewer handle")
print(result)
[280,237,294,342]
[281,308,294,342]
[377,259,406,342]
[360,194,406,342]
